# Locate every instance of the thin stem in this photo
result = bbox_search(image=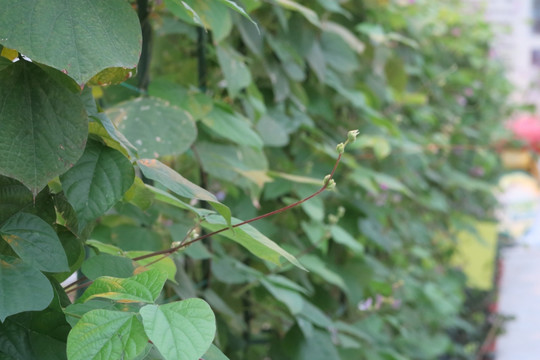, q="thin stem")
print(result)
[63,152,343,294]
[63,275,88,290]
[66,281,93,295]
[132,152,343,262]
